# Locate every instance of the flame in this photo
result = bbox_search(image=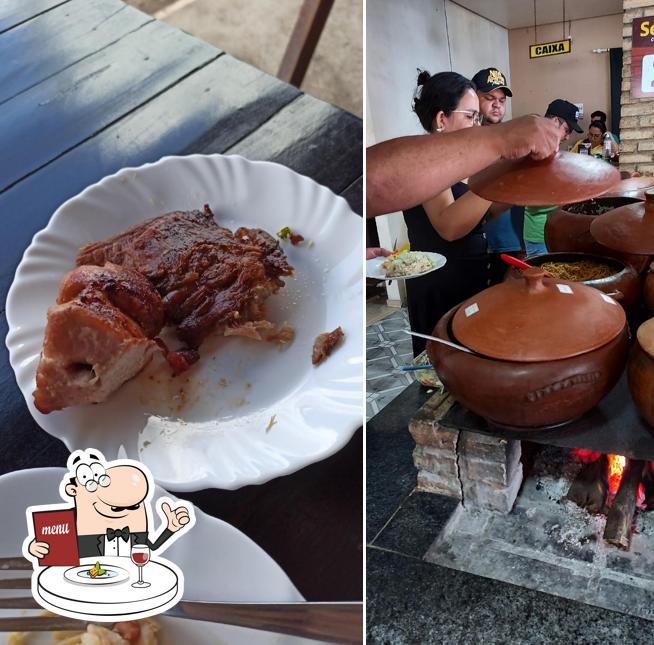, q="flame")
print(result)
[606,457,649,510]
[568,452,652,511]
[570,448,601,464]
[607,454,626,498]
